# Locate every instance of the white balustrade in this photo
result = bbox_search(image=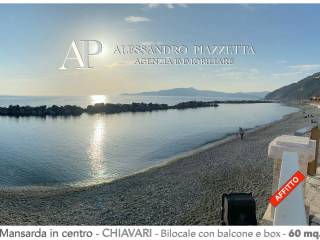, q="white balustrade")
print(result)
[267,135,316,225]
[273,152,307,225]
